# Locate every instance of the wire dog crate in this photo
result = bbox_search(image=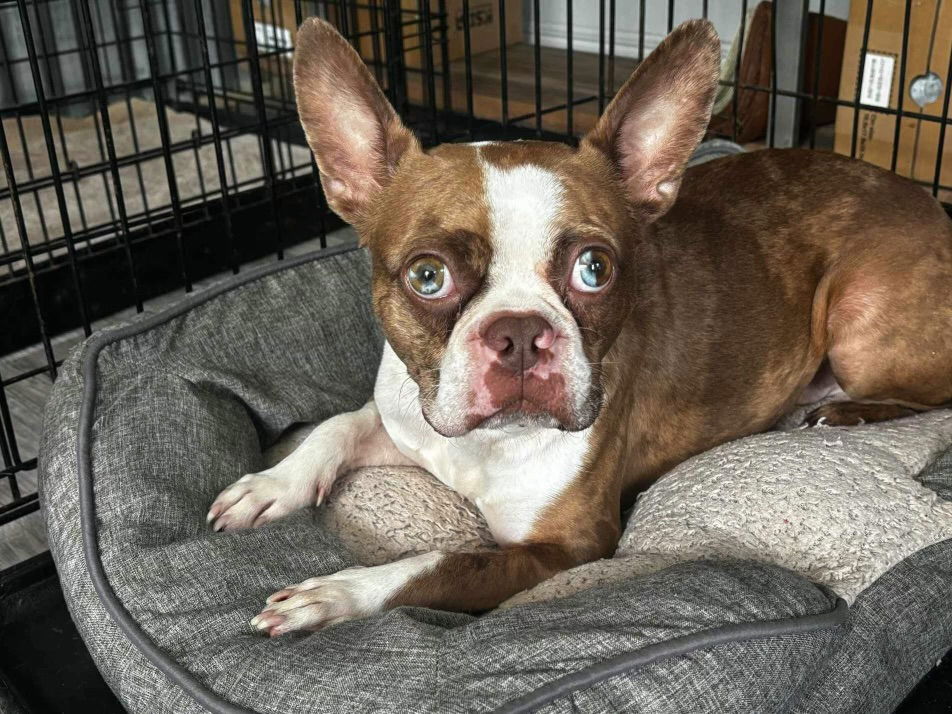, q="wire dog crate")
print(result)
[1,0,951,569]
